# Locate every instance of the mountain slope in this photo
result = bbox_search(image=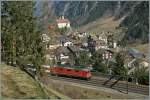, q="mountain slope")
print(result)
[36,1,149,44]
[57,1,149,43]
[120,1,149,43]
[53,1,118,27]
